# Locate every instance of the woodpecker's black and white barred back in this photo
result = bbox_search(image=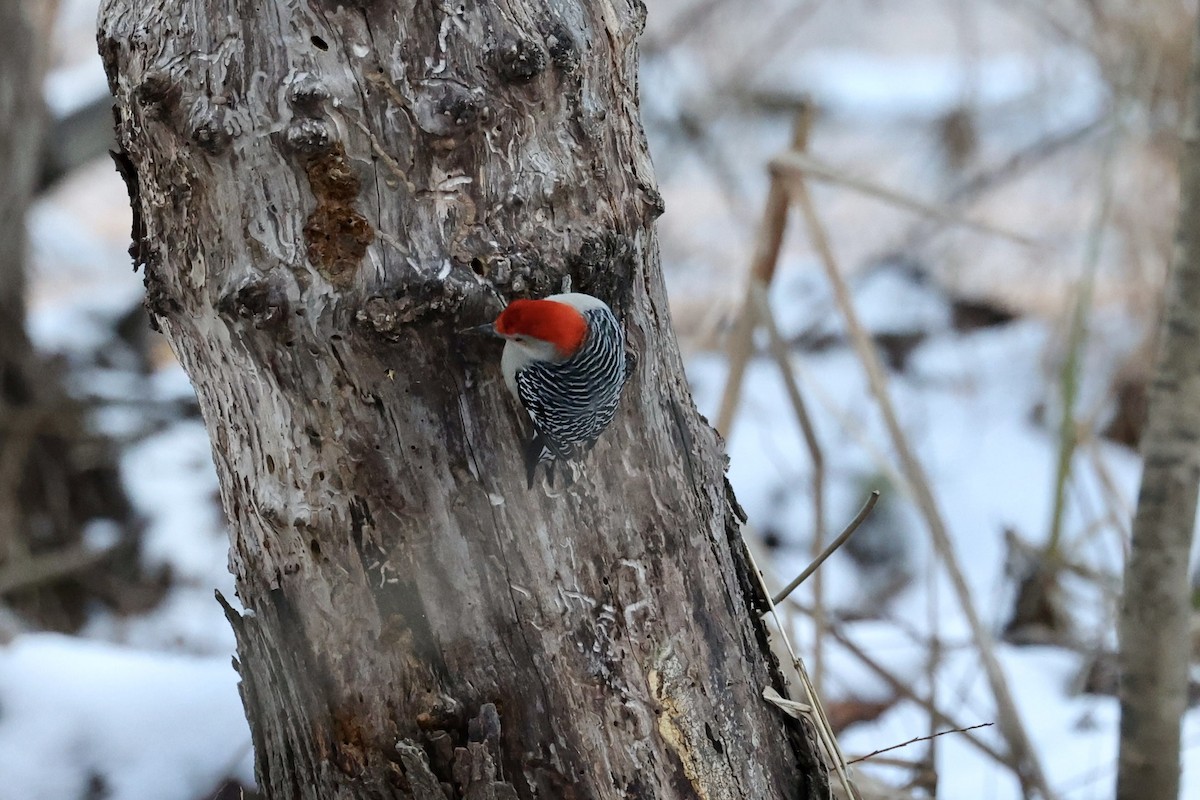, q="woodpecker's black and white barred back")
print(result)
[491,293,634,488]
[514,308,633,485]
